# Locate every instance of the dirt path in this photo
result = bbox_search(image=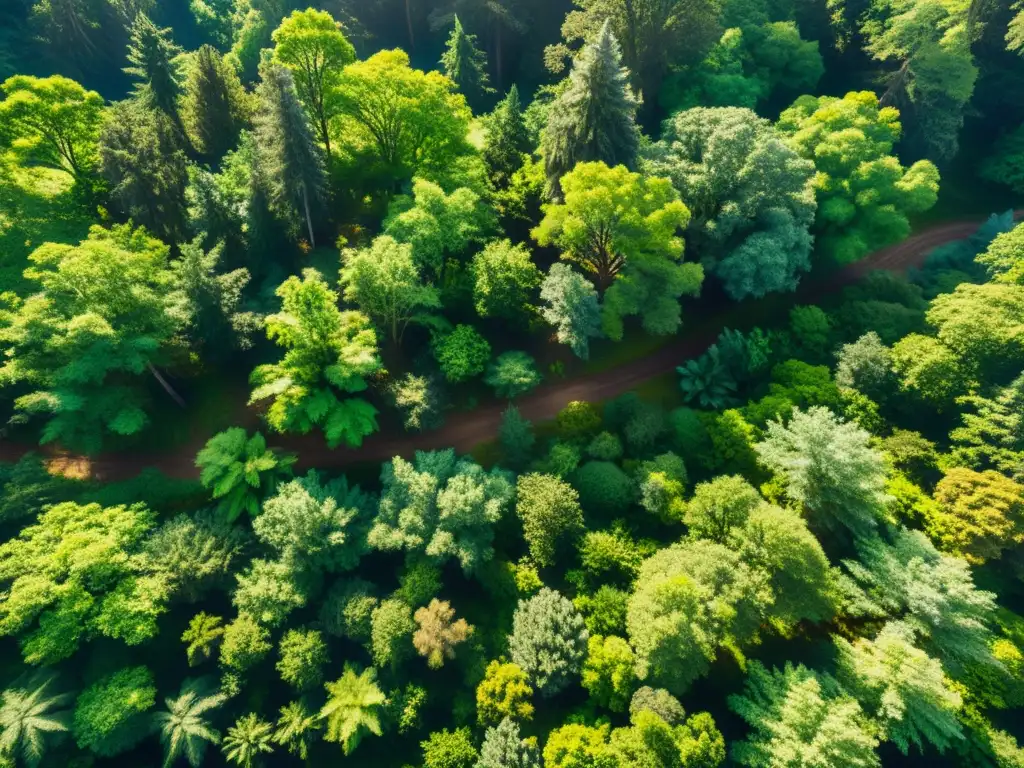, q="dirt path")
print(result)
[0,214,1012,481]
